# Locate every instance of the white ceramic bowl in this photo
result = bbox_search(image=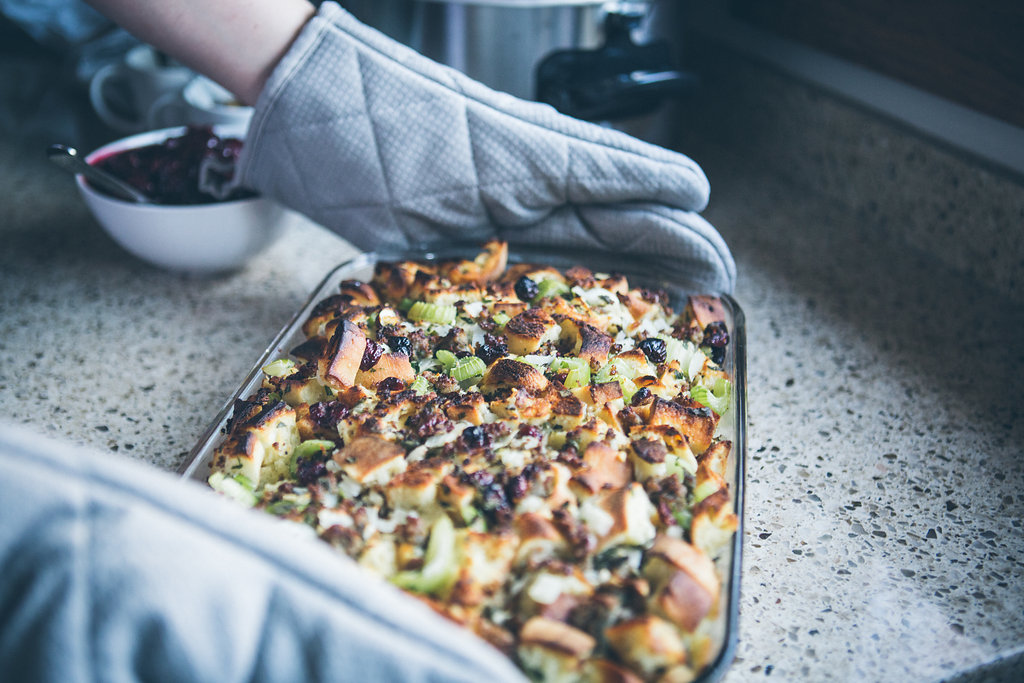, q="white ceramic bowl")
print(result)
[76,125,285,274]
